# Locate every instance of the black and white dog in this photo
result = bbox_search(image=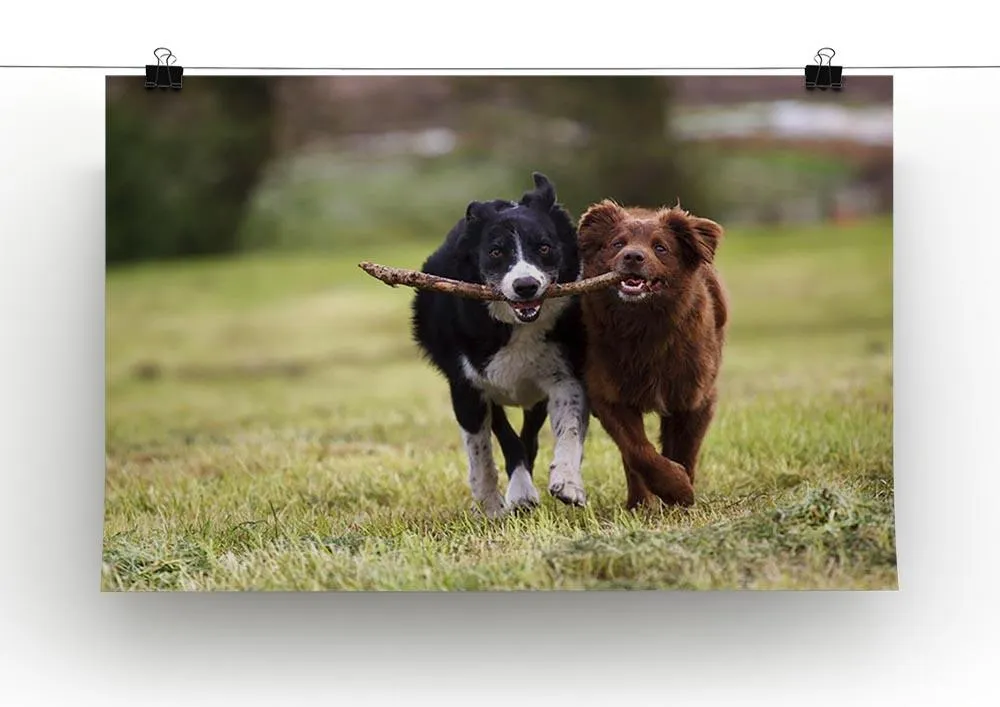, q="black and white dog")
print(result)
[411,173,589,517]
